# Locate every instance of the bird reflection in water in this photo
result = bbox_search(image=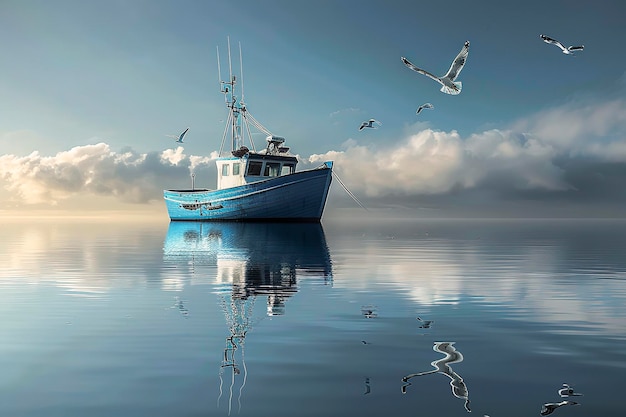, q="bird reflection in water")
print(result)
[537,383,583,415]
[361,305,378,318]
[558,383,583,398]
[364,377,371,395]
[172,296,189,317]
[416,316,434,328]
[402,341,471,412]
[540,400,579,415]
